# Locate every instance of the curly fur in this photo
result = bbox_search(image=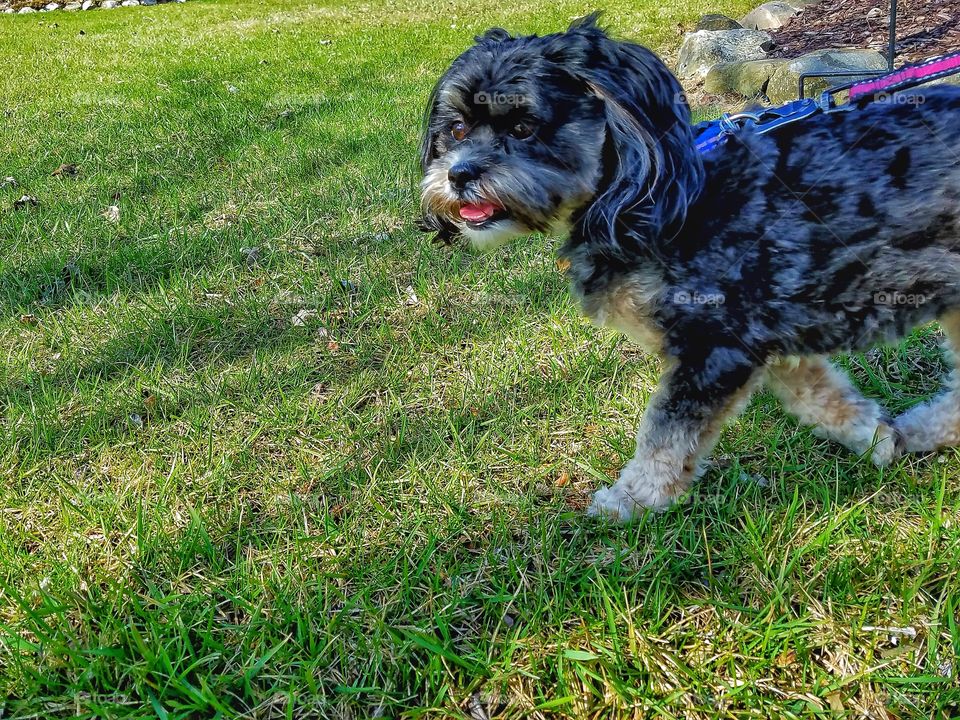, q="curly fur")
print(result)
[418,14,960,521]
